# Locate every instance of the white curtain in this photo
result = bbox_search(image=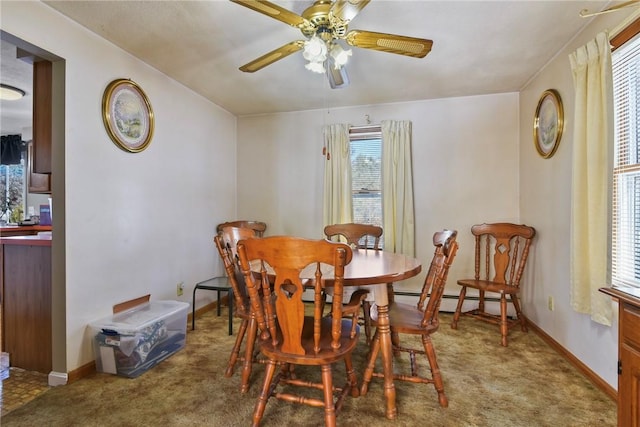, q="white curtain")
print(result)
[322,123,353,229]
[569,31,613,326]
[381,120,415,256]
